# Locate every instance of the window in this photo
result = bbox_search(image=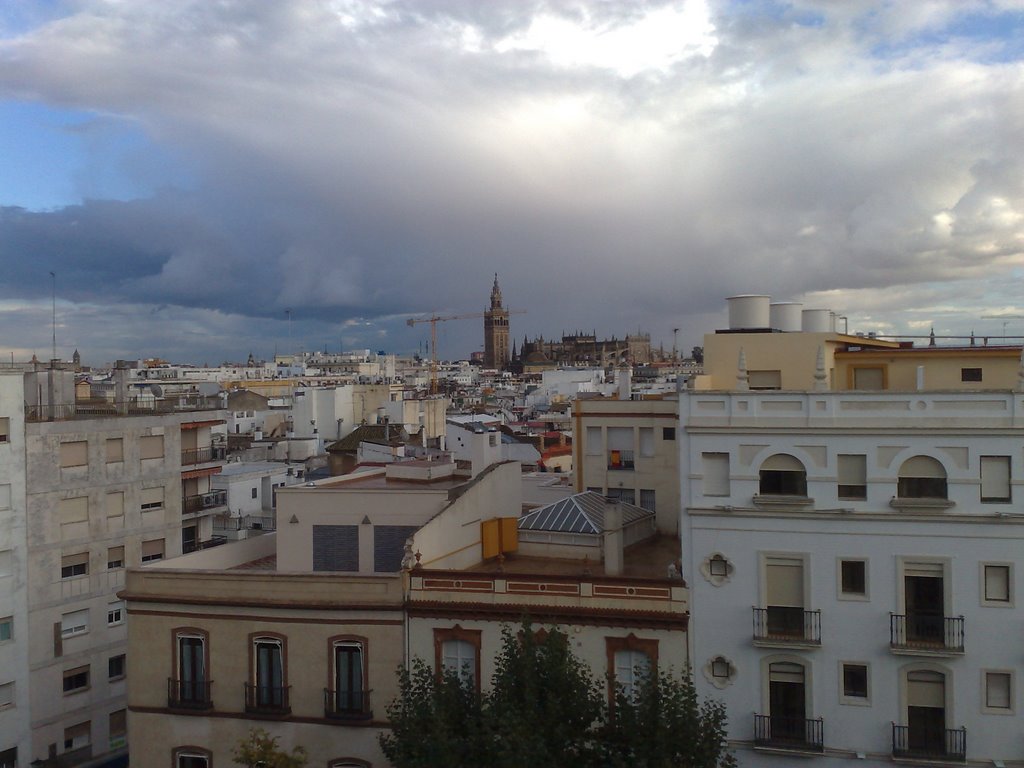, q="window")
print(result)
[60,609,89,638]
[0,681,13,708]
[435,626,482,690]
[748,370,782,390]
[0,550,11,578]
[662,427,675,441]
[0,617,11,642]
[58,497,89,536]
[841,663,869,703]
[961,367,983,382]
[330,639,368,715]
[174,750,211,768]
[106,491,124,519]
[639,489,656,511]
[173,631,209,706]
[638,428,654,458]
[251,487,258,499]
[897,456,947,499]
[606,635,658,702]
[108,709,126,749]
[105,438,123,463]
[59,441,88,468]
[108,654,125,681]
[249,636,287,711]
[0,417,8,443]
[984,671,1013,712]
[762,556,807,638]
[585,426,601,455]
[607,426,634,470]
[702,452,730,496]
[838,454,867,500]
[0,747,16,768]
[839,559,868,599]
[759,454,807,496]
[107,546,124,570]
[107,601,124,626]
[605,487,635,505]
[62,666,90,694]
[63,721,90,751]
[711,658,731,679]
[0,484,10,510]
[140,486,164,511]
[980,456,1011,502]
[852,366,885,390]
[139,434,164,460]
[709,554,729,577]
[141,539,164,563]
[61,552,89,579]
[983,564,1012,605]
